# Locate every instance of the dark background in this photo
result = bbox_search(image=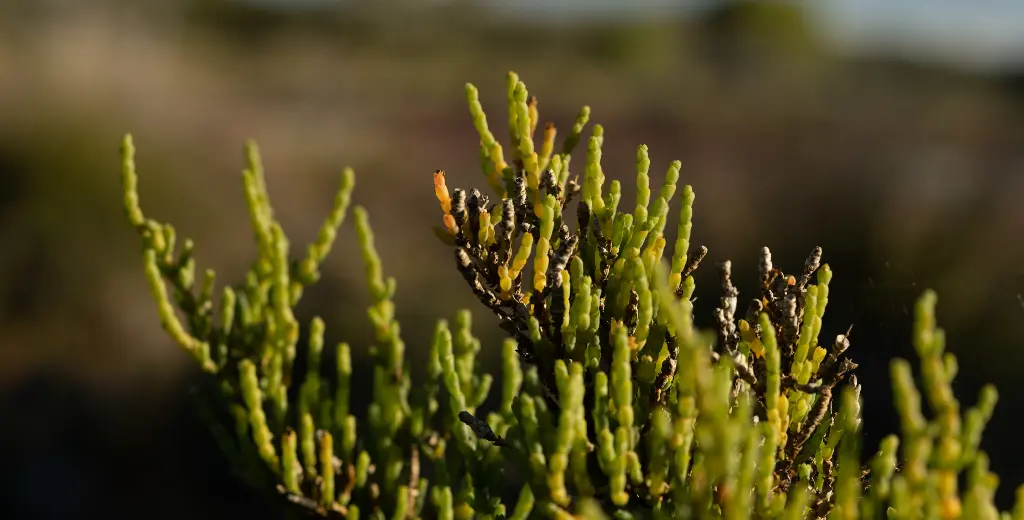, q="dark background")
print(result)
[2,1,1023,518]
